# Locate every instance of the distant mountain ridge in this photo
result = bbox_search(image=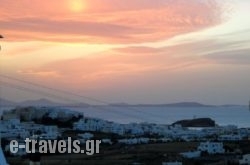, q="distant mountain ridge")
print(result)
[0,98,63,107]
[0,97,243,107]
[20,98,62,106]
[0,98,16,106]
[109,102,215,107]
[0,97,88,107]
